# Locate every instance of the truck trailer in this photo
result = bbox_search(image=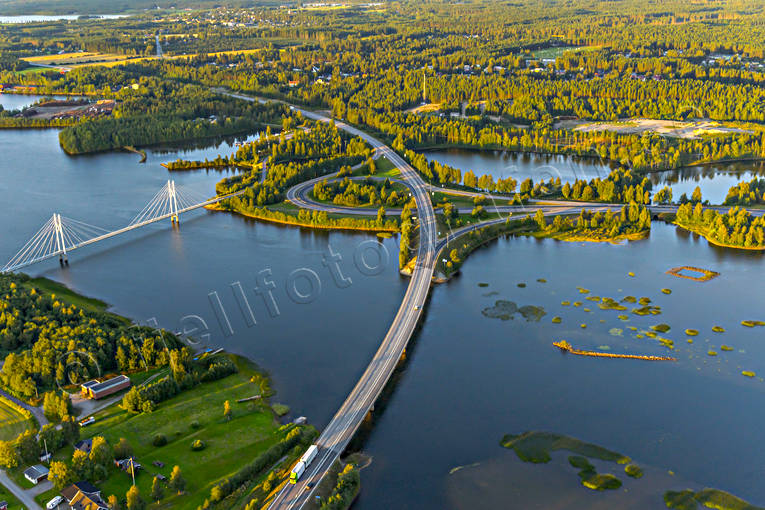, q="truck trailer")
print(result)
[290,444,319,484]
